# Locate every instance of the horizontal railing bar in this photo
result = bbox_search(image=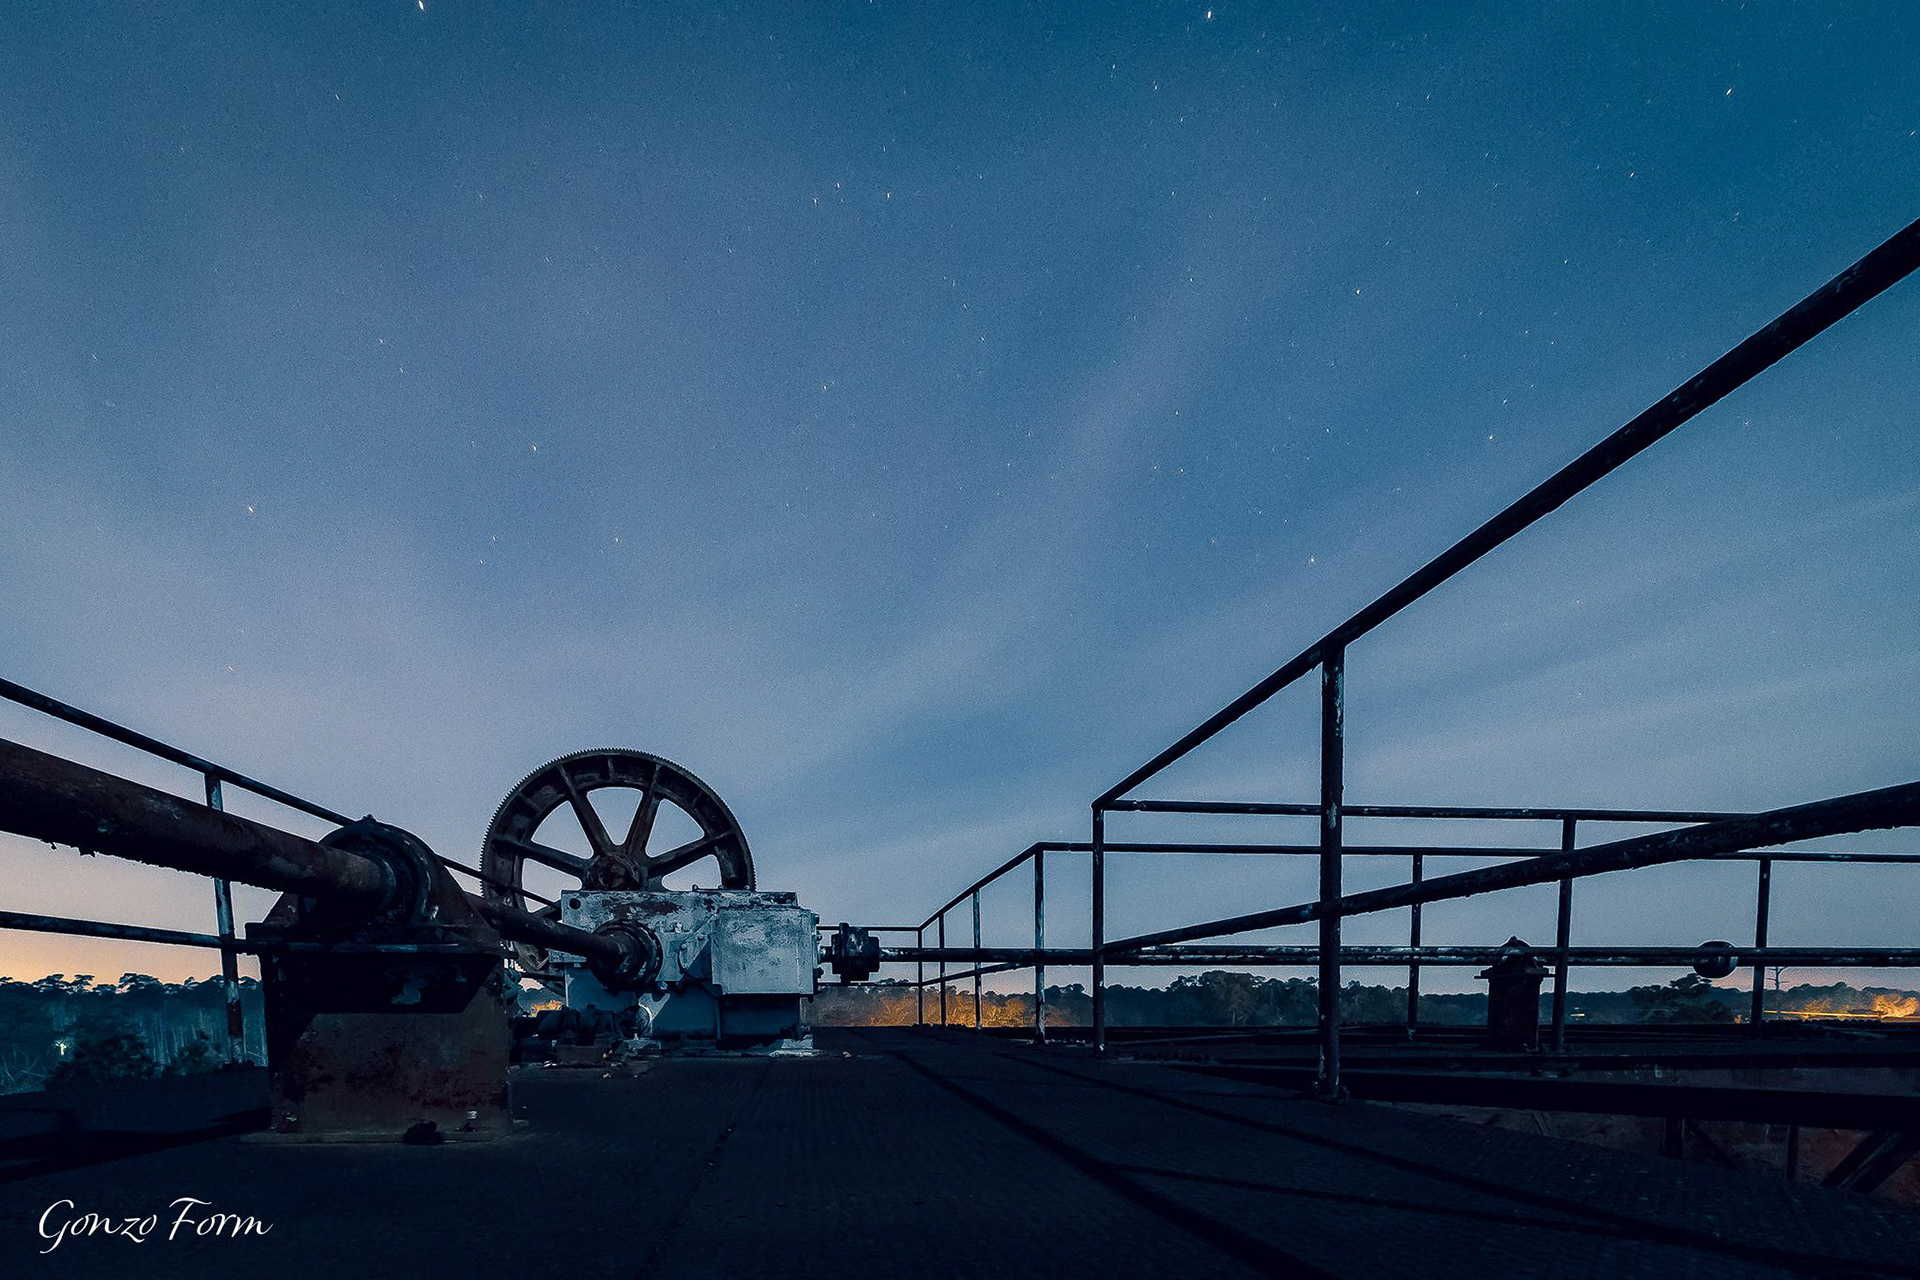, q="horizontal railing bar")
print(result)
[1107,799,1750,822]
[905,840,1920,934]
[879,945,1920,969]
[0,676,352,827]
[1096,213,1920,806]
[0,908,231,951]
[1107,781,1920,952]
[815,923,923,932]
[919,843,1042,928]
[972,842,1920,862]
[0,911,510,959]
[910,961,1027,987]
